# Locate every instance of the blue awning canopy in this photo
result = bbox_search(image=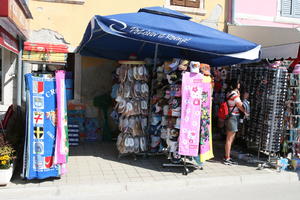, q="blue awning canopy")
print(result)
[78,7,261,66]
